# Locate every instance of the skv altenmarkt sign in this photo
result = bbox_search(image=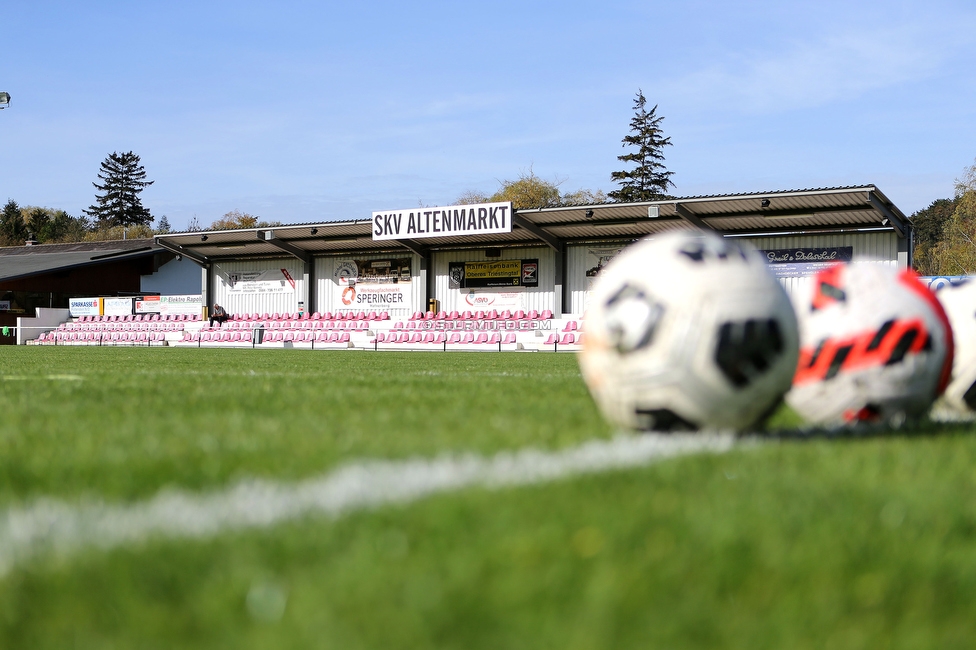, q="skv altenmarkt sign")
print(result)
[372,201,513,241]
